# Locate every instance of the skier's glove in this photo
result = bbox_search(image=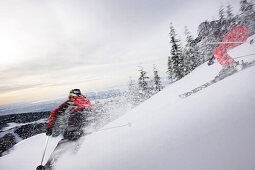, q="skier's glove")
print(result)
[46,127,52,136]
[190,37,201,47]
[190,40,196,47]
